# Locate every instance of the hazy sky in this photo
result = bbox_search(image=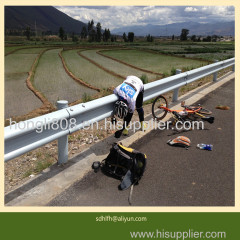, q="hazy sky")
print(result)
[54,6,235,30]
